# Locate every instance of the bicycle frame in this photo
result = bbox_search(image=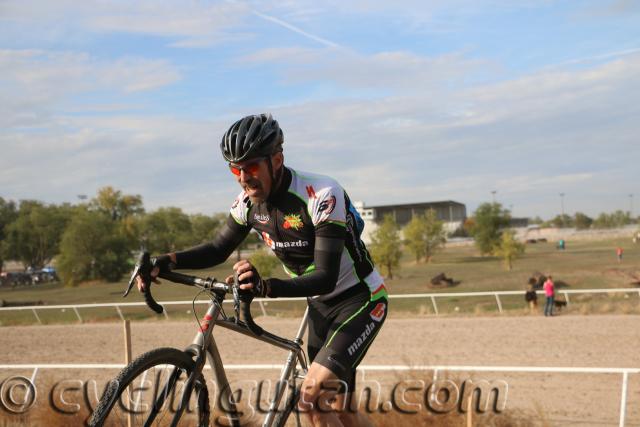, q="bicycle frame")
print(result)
[182,298,309,427]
